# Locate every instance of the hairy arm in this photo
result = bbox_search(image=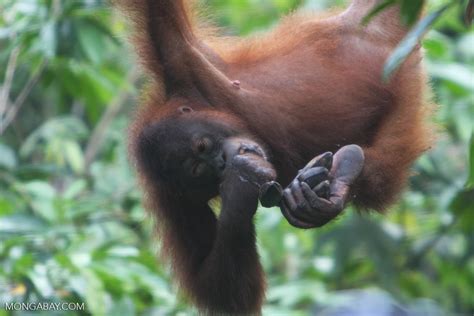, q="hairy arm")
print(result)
[195,179,265,313]
[117,0,241,104]
[156,157,270,314]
